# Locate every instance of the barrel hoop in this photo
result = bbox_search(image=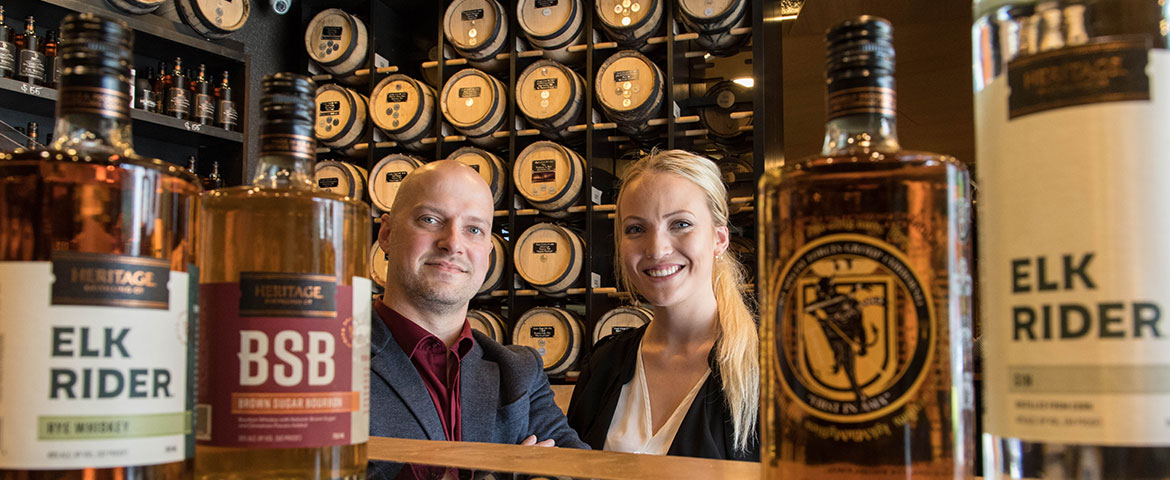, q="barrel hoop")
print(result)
[177,0,239,36]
